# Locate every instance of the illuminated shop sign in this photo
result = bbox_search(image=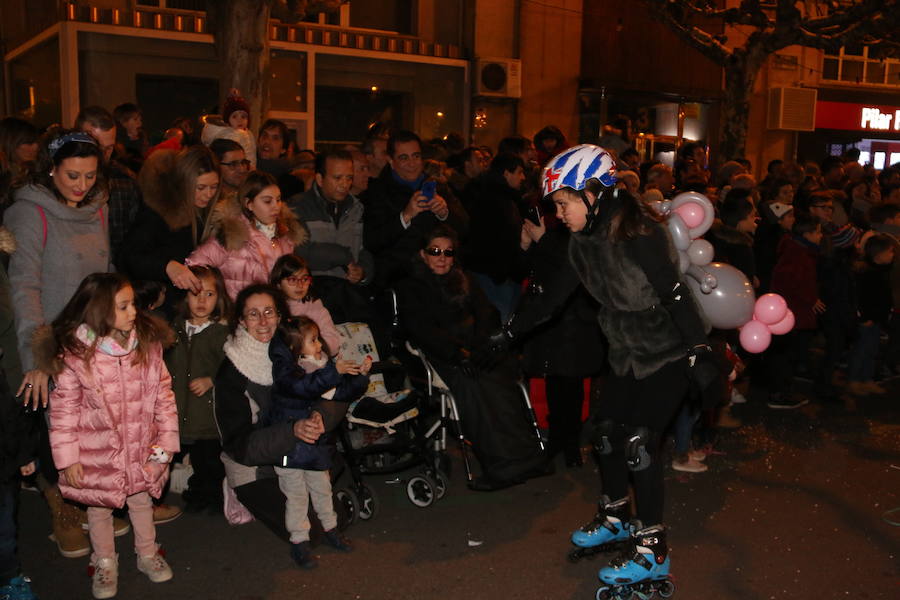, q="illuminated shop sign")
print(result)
[815,100,900,132]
